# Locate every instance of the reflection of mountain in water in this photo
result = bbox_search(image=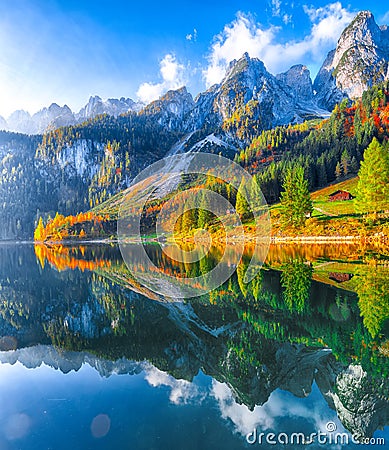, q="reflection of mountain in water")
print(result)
[0,344,144,376]
[0,243,388,439]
